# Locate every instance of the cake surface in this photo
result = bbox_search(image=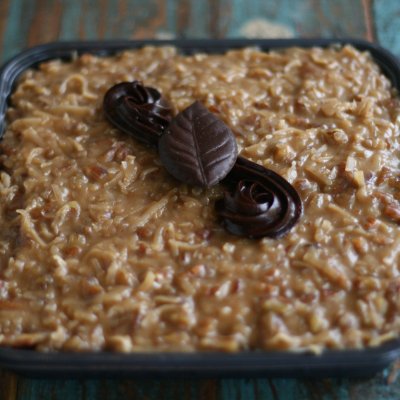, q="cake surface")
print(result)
[0,45,399,352]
